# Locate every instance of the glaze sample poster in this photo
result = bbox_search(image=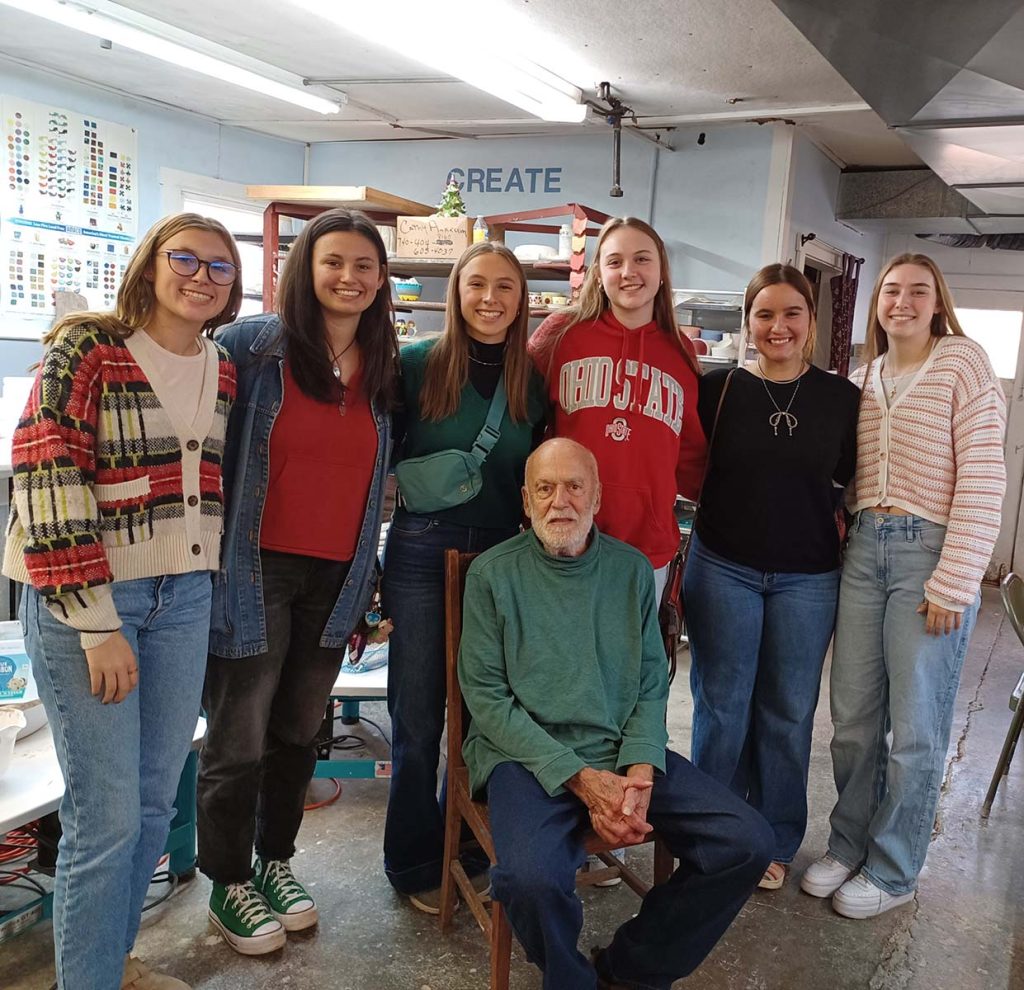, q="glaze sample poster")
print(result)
[2,96,138,337]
